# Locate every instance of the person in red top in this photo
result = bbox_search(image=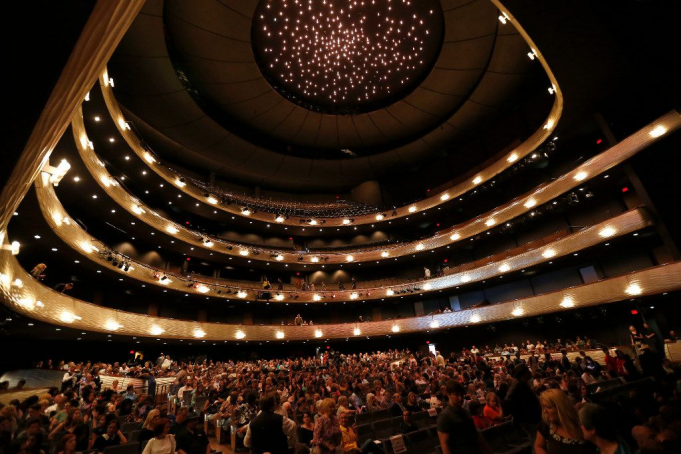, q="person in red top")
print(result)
[601,347,619,377]
[468,401,491,430]
[483,393,505,425]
